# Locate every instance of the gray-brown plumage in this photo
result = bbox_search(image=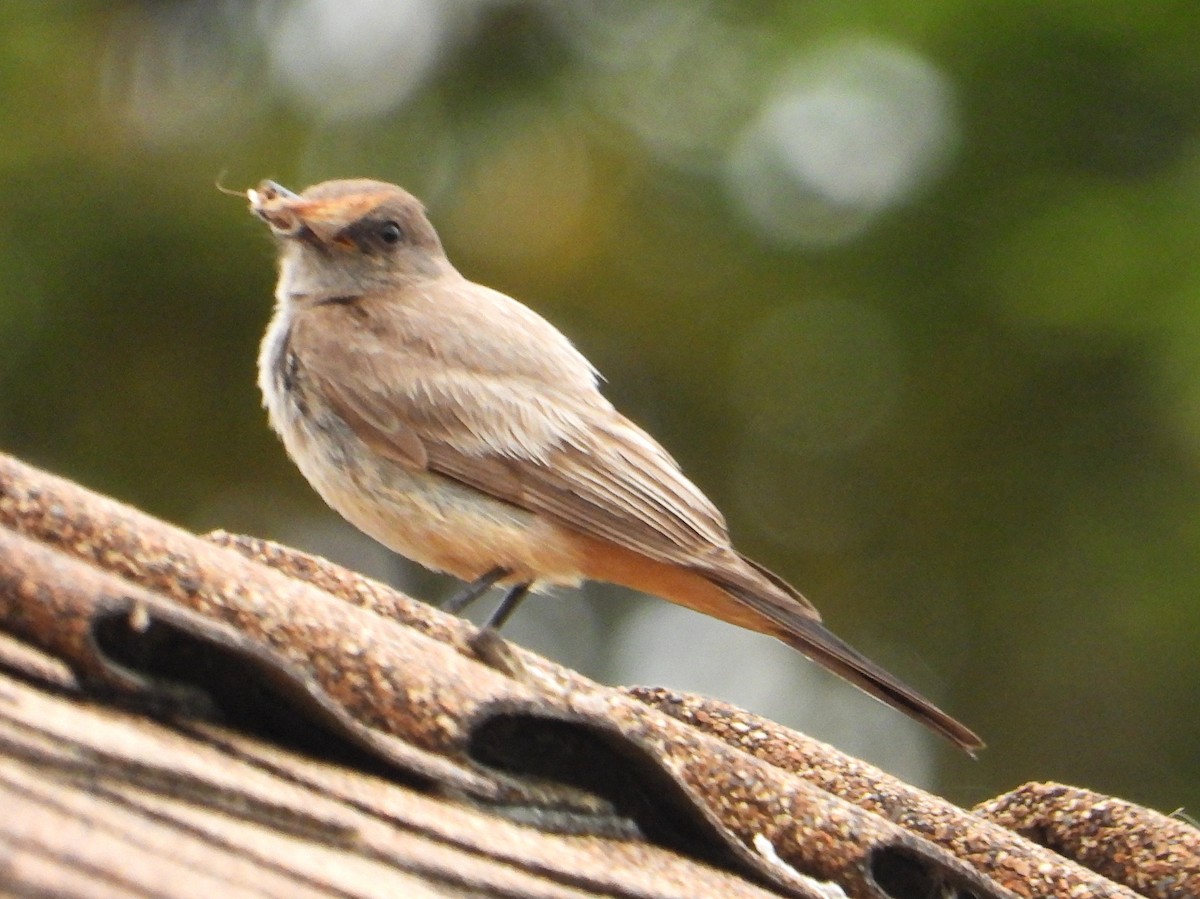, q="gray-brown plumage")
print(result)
[250,178,983,752]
